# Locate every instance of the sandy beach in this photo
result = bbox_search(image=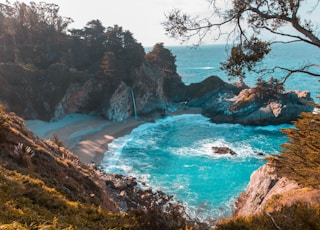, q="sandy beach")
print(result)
[26,107,202,164]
